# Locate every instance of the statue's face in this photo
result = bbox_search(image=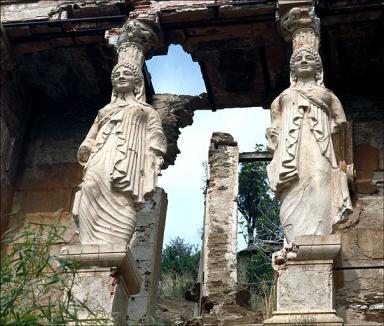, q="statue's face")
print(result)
[292,51,317,79]
[112,66,135,93]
